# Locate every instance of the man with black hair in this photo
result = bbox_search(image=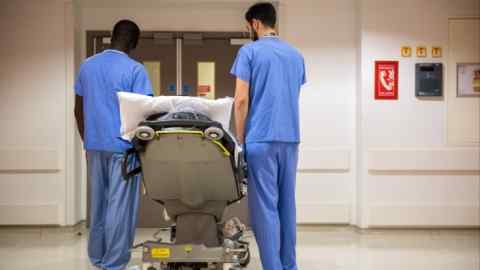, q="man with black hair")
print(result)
[74,20,153,270]
[231,2,306,270]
